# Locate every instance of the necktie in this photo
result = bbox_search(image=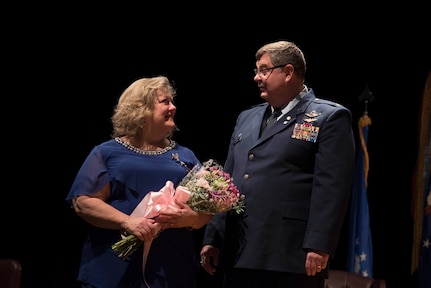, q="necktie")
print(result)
[260,107,282,135]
